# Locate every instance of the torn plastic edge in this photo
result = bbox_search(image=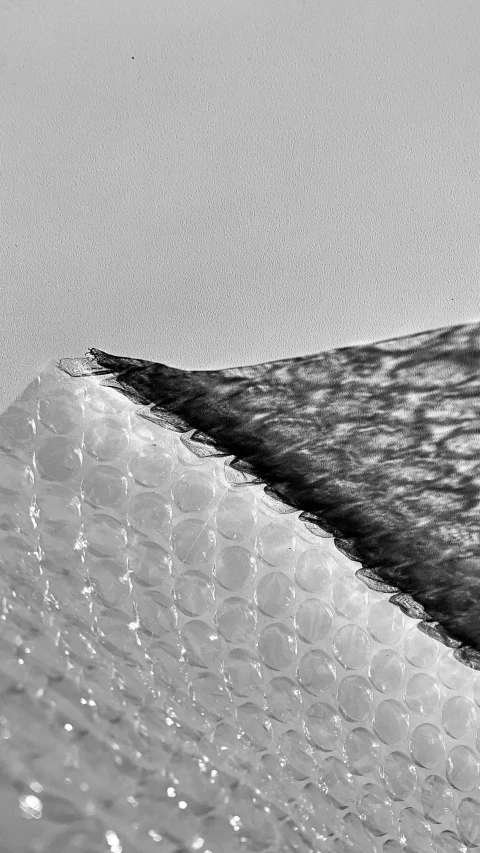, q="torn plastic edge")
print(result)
[57,354,480,671]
